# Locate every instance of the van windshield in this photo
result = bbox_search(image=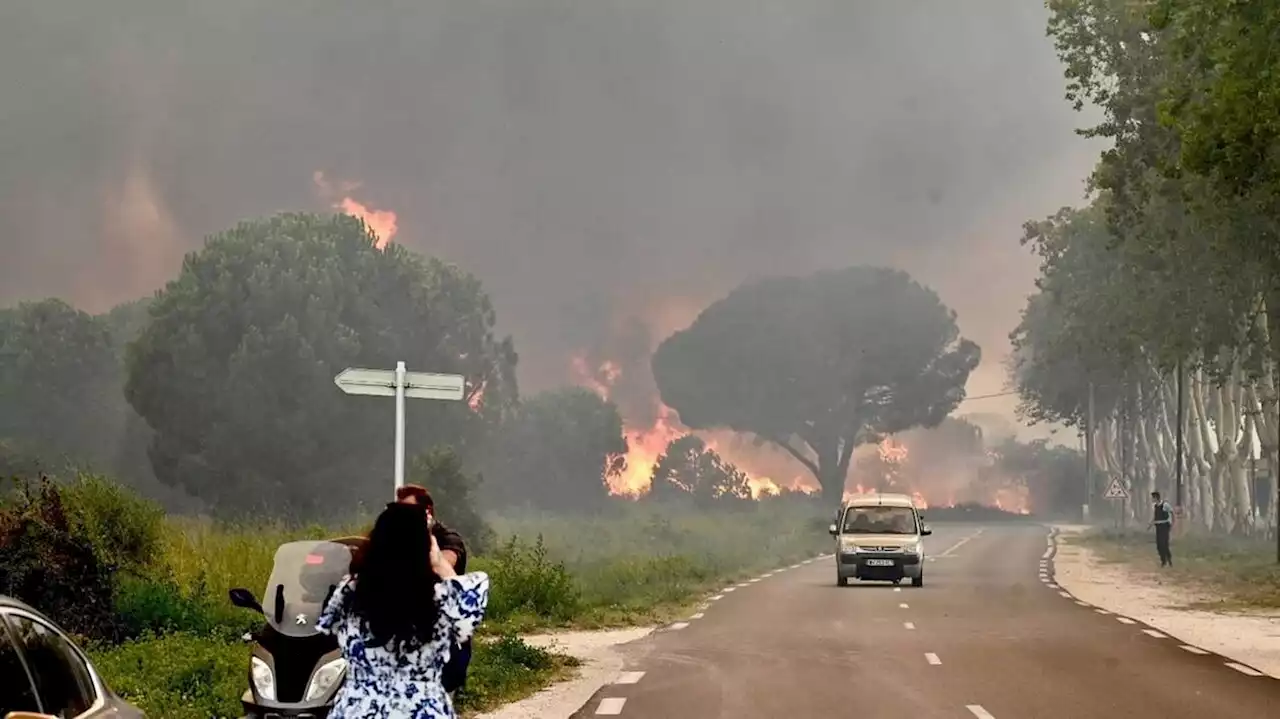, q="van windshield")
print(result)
[842,505,918,534]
